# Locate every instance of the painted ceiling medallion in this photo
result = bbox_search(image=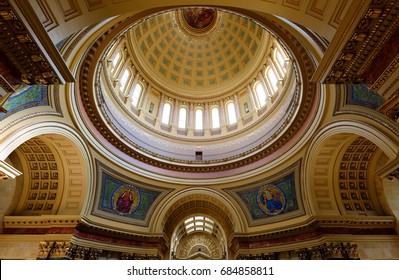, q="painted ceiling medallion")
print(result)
[176,7,219,38]
[182,8,216,30]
